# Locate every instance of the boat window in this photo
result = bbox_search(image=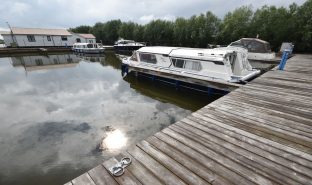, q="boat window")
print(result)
[87,44,94,48]
[76,38,81,43]
[172,59,184,68]
[47,36,52,41]
[172,58,202,71]
[139,53,157,64]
